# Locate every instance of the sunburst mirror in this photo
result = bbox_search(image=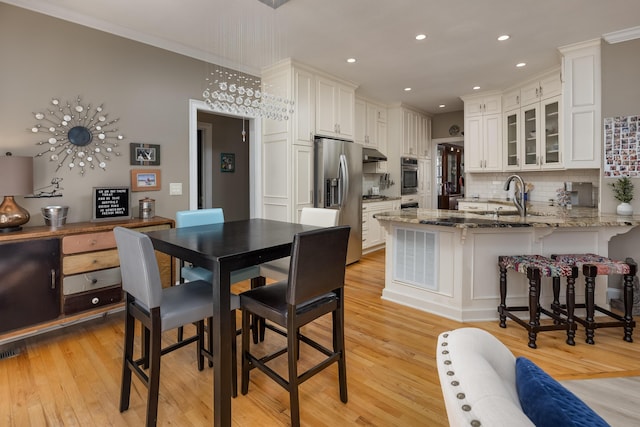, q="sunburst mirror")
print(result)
[31,97,124,175]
